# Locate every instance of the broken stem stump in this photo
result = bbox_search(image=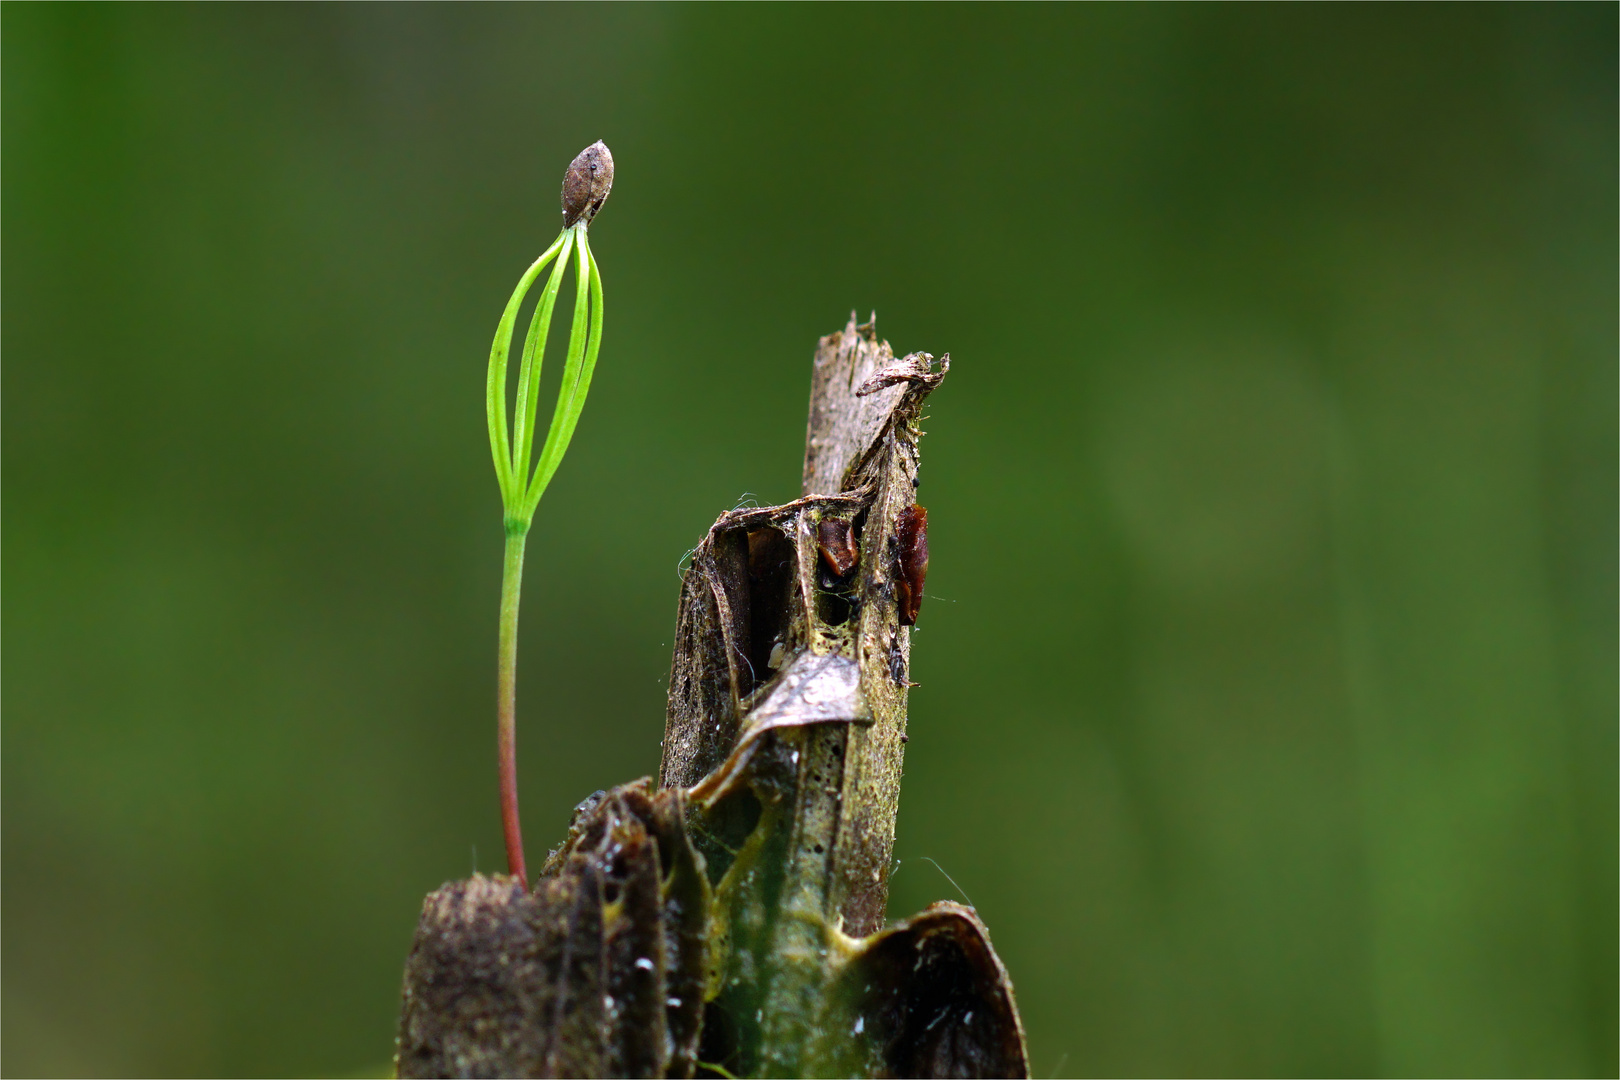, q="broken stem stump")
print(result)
[396,316,1028,1079]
